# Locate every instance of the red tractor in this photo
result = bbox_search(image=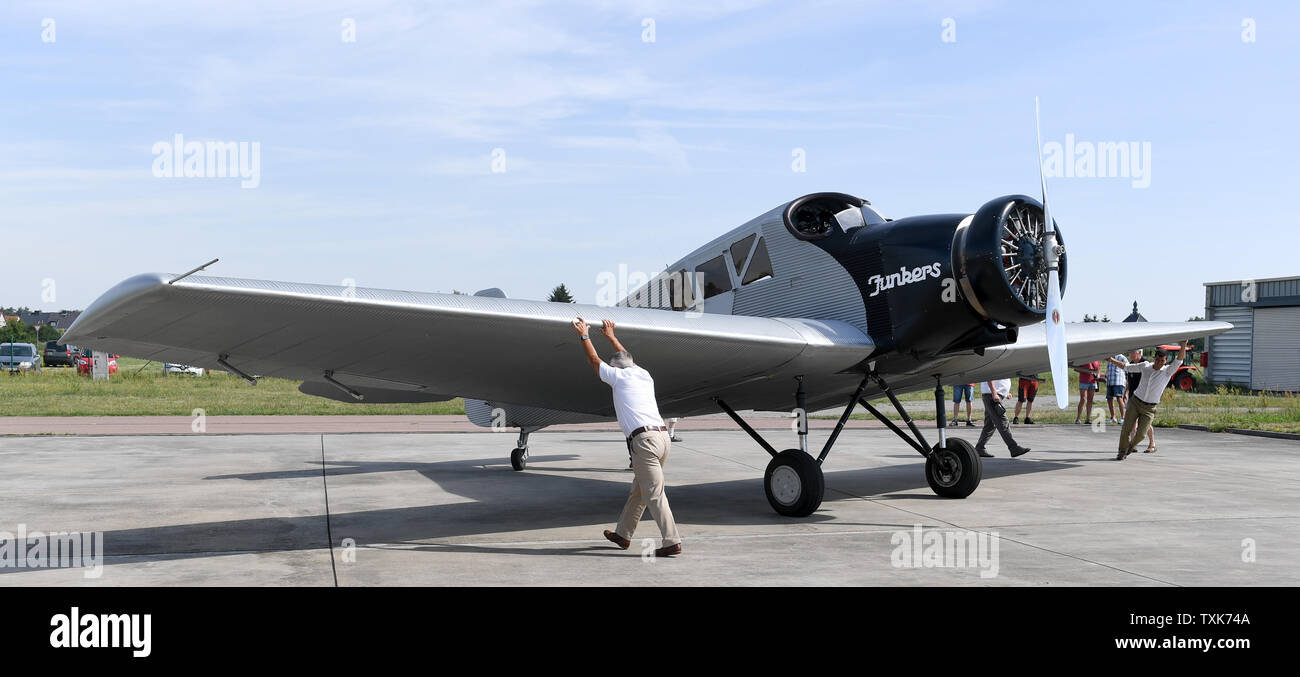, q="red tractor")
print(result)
[1154,344,1199,391]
